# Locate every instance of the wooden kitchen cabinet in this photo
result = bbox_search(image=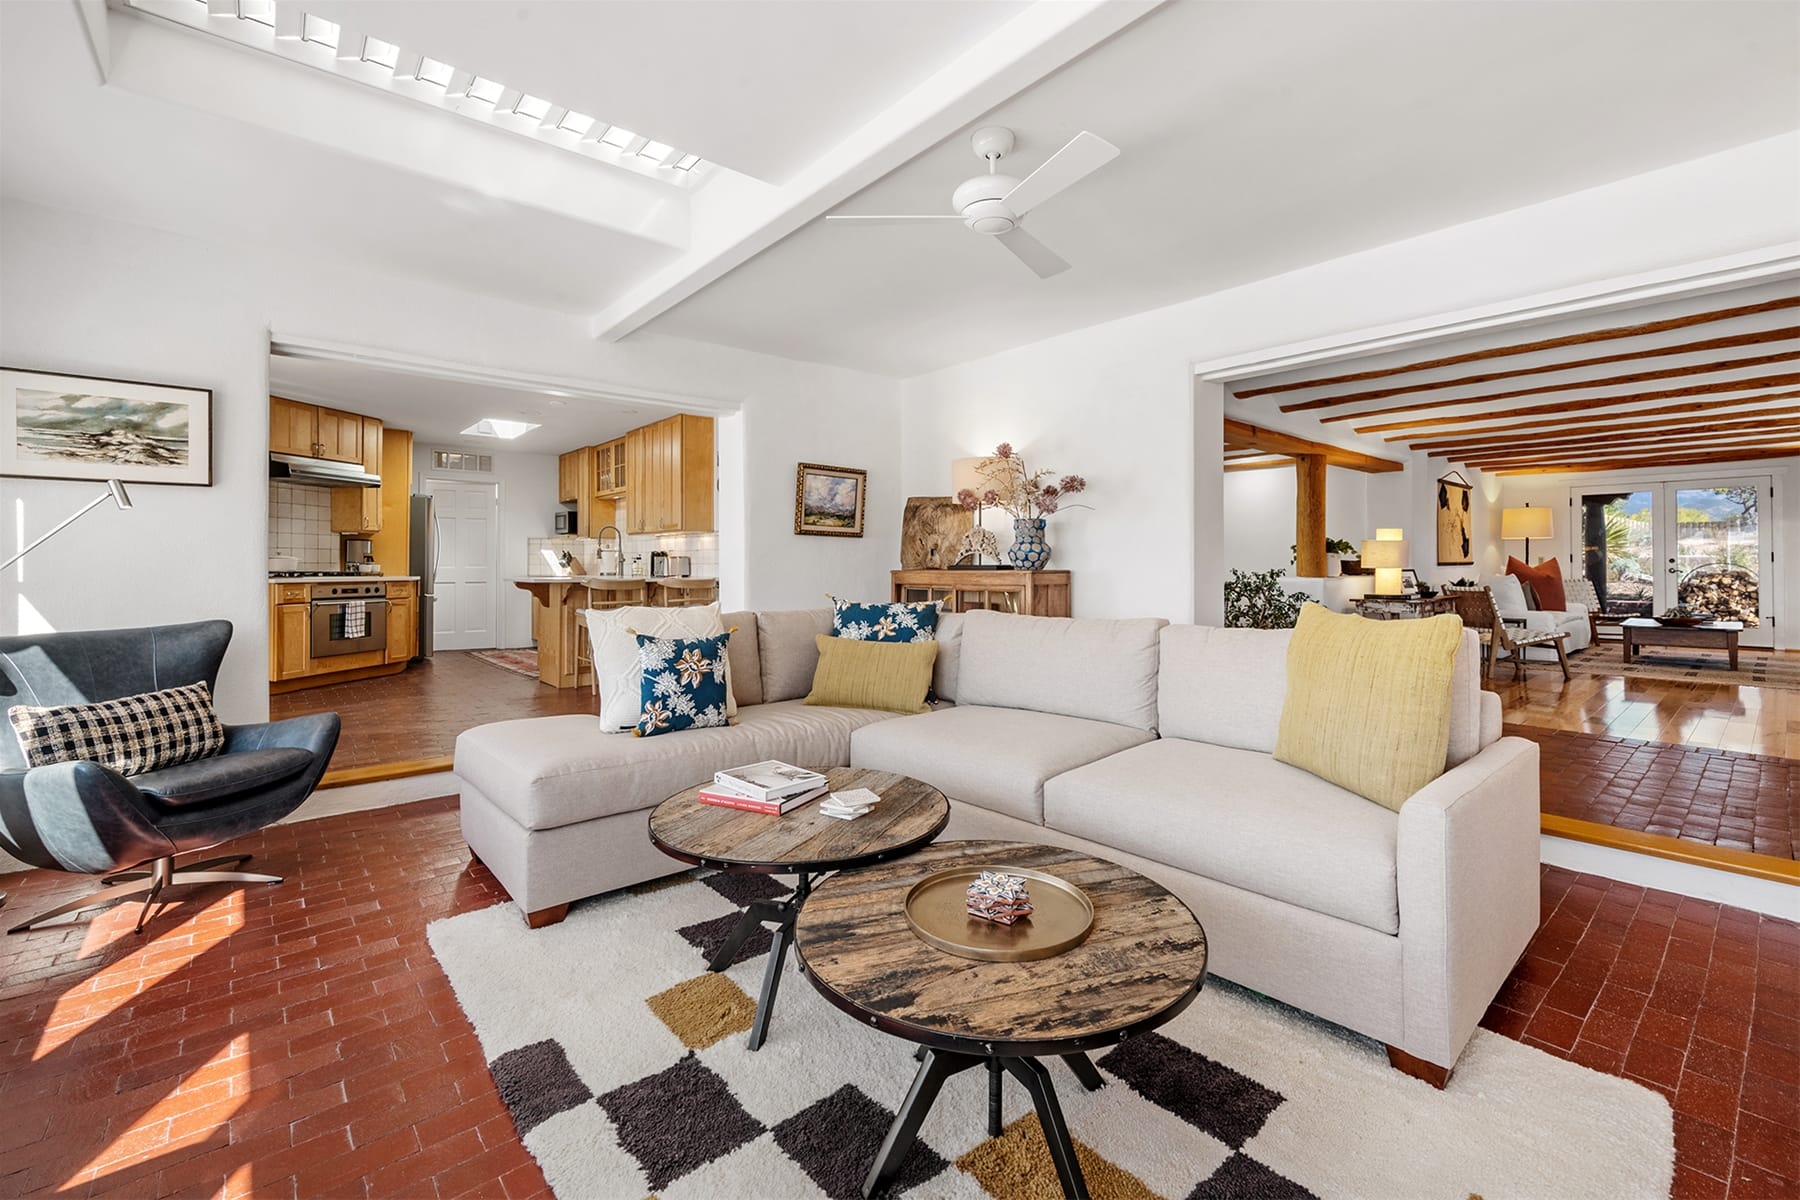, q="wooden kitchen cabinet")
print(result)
[329,417,384,533]
[593,438,626,497]
[557,450,584,504]
[270,397,317,457]
[624,414,713,533]
[270,600,313,682]
[385,581,417,664]
[315,407,363,464]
